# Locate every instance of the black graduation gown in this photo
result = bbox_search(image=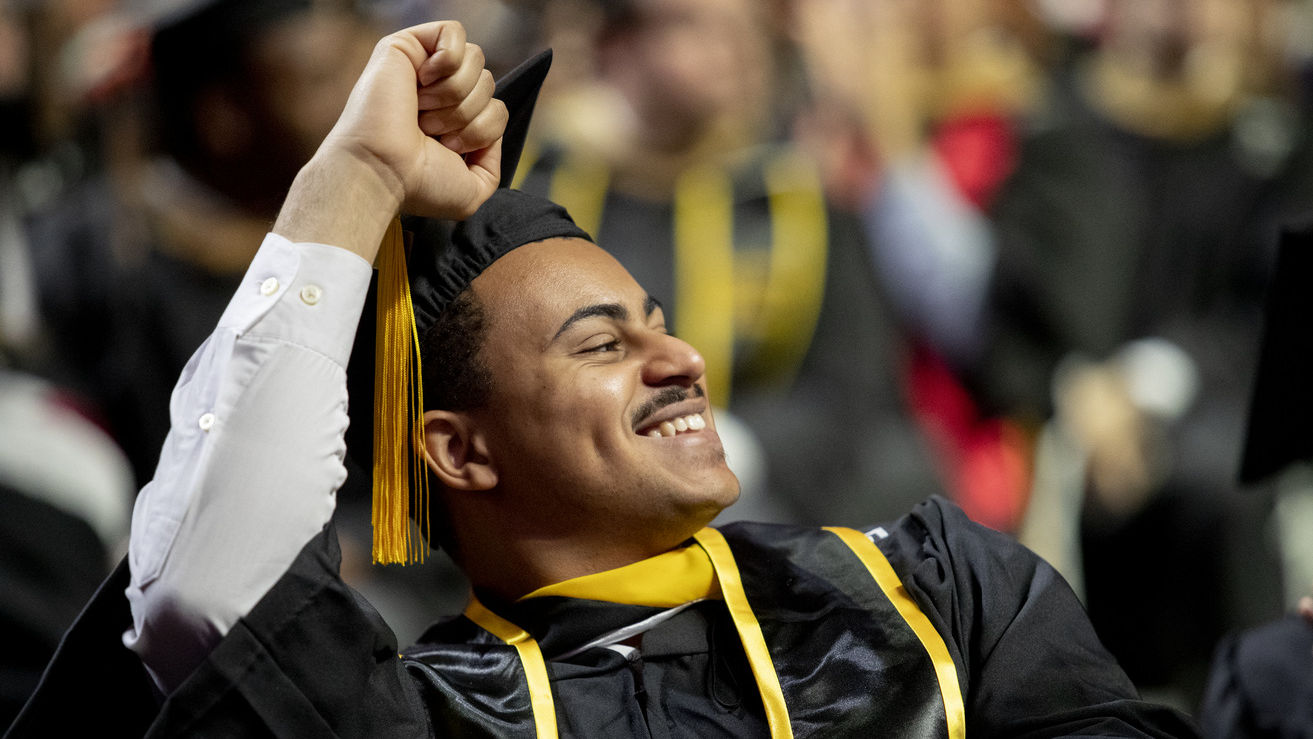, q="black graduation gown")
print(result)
[8,497,1197,737]
[1198,614,1313,738]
